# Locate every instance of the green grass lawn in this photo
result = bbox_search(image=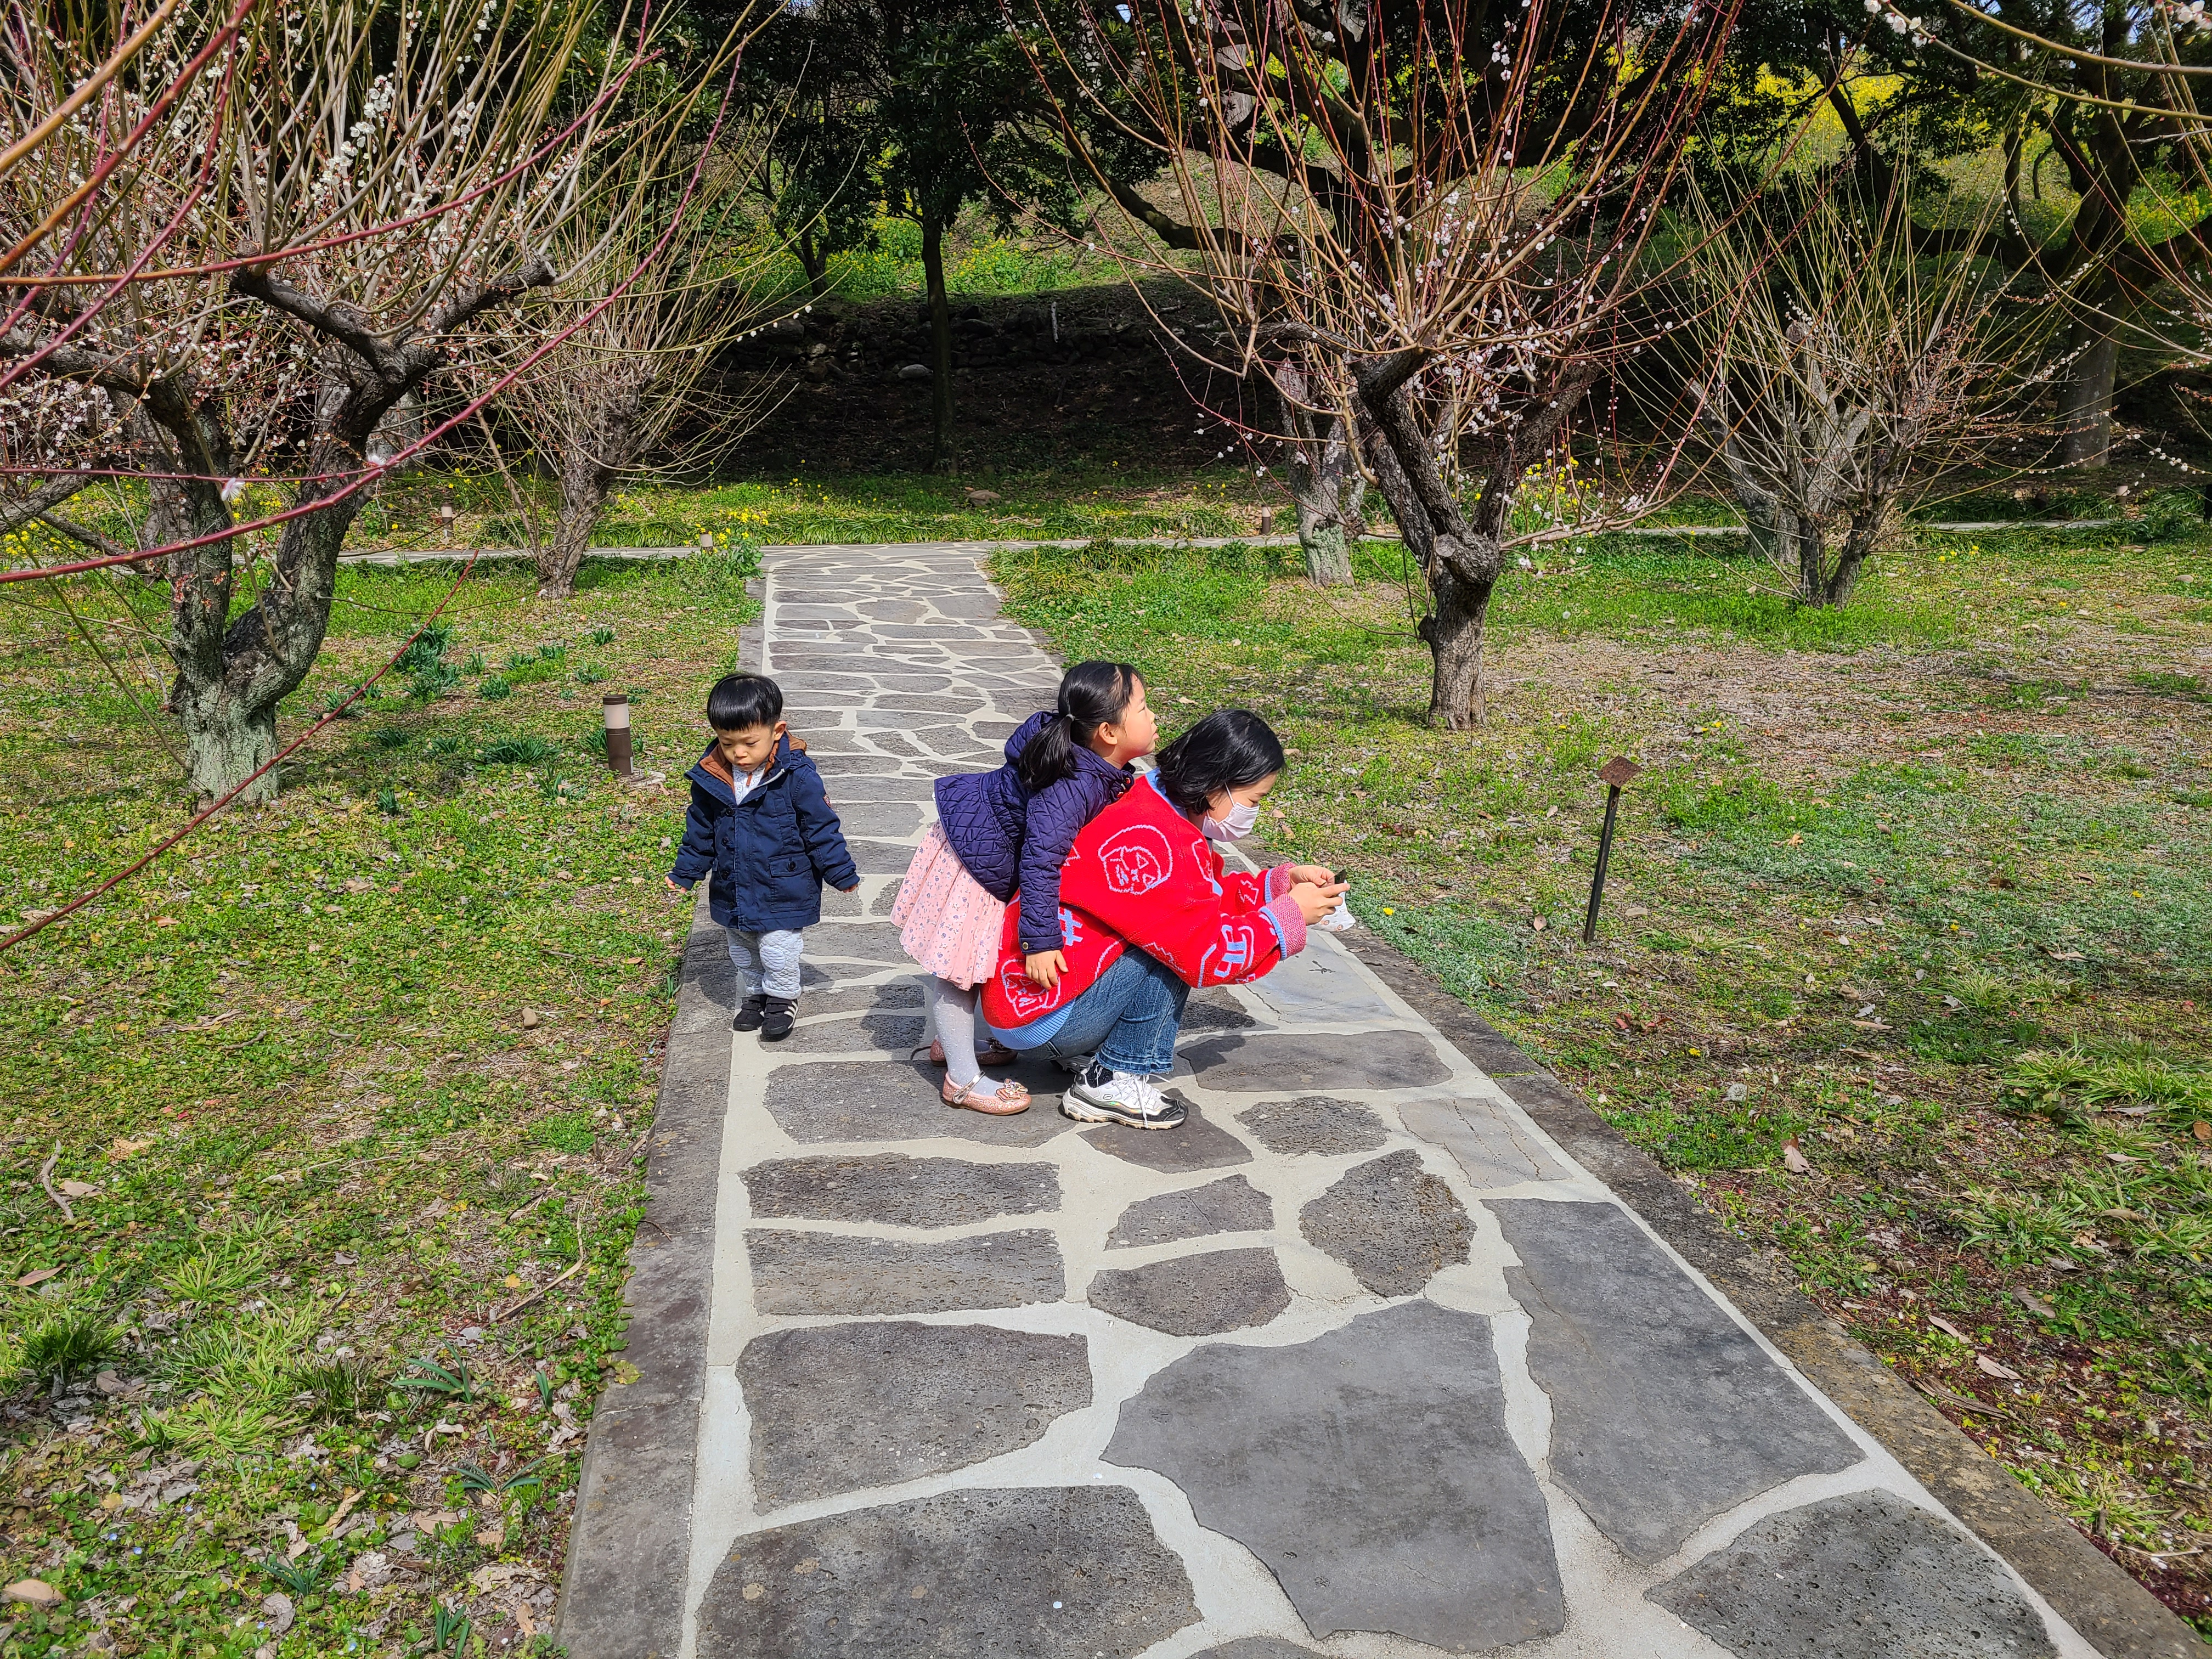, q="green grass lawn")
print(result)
[0,556,752,1655]
[992,520,2212,1633]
